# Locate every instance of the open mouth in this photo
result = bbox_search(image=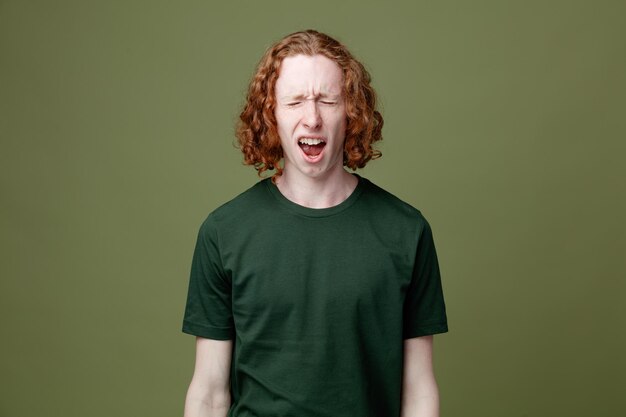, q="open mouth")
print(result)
[298,138,326,157]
